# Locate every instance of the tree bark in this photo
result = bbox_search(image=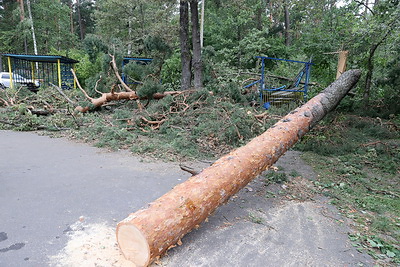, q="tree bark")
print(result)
[76,0,85,40]
[363,44,377,106]
[200,0,205,48]
[69,1,74,34]
[180,1,192,90]
[26,0,38,55]
[190,0,203,88]
[116,69,362,267]
[18,0,28,53]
